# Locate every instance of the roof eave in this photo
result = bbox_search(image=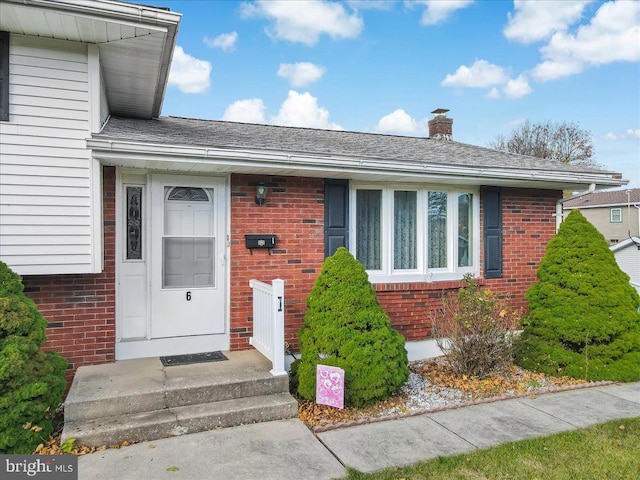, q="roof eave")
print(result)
[87,137,628,190]
[1,0,181,119]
